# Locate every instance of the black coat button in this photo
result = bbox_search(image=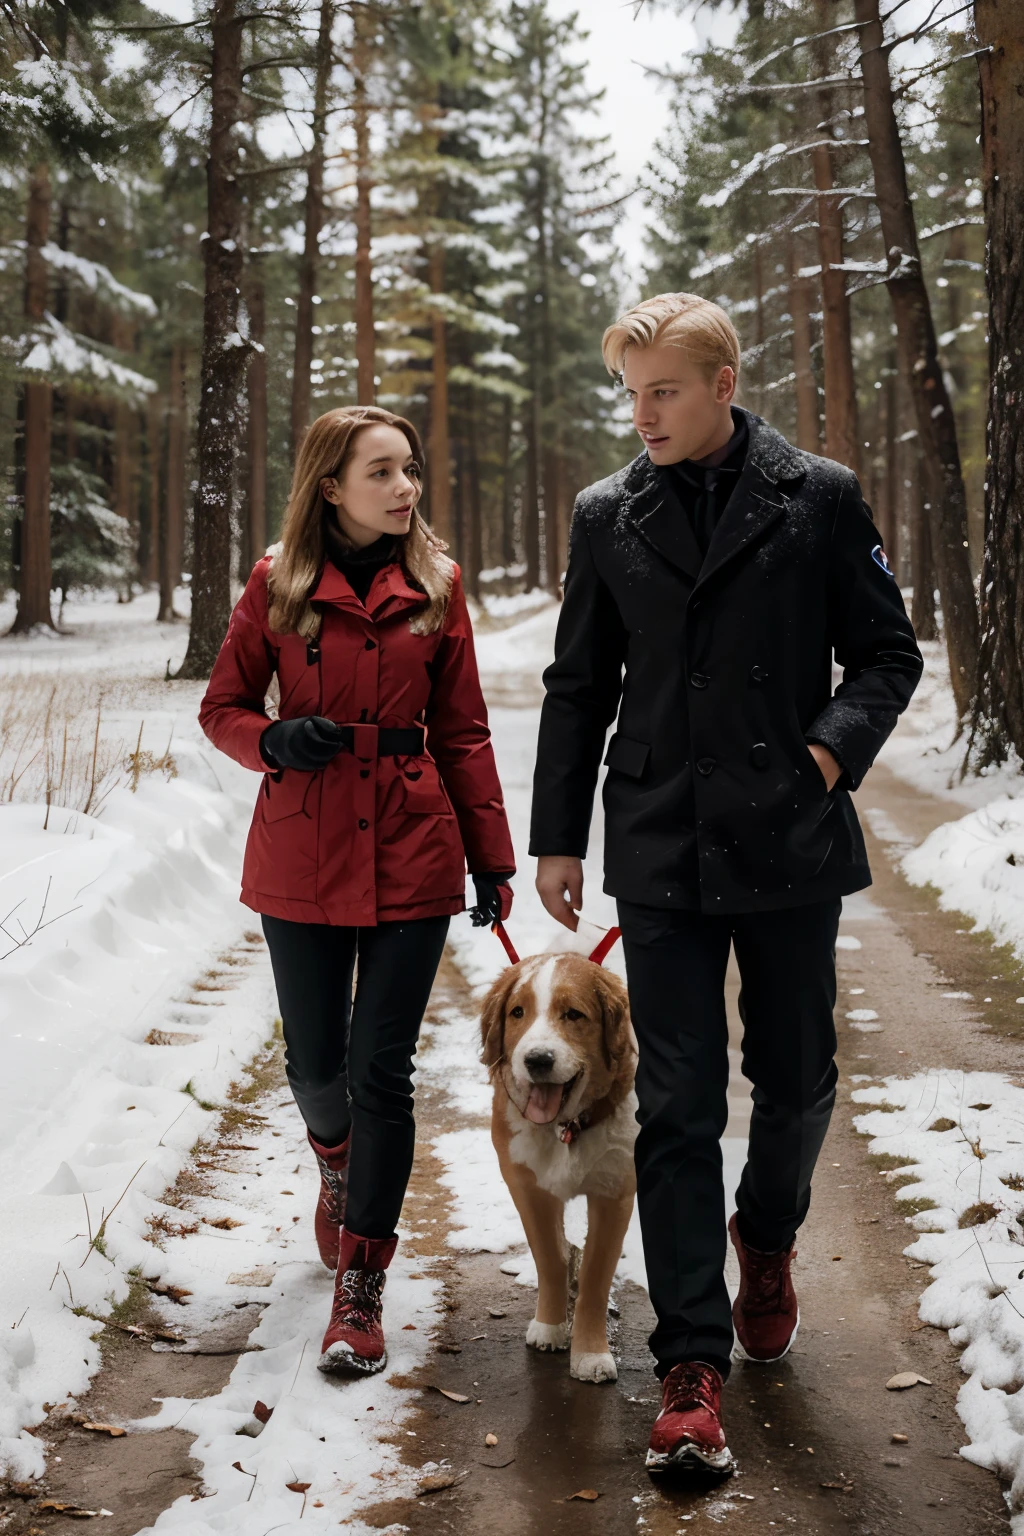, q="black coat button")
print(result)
[358,817,369,830]
[750,665,767,683]
[750,742,770,769]
[690,672,709,689]
[359,769,370,779]
[696,757,716,776]
[364,638,376,651]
